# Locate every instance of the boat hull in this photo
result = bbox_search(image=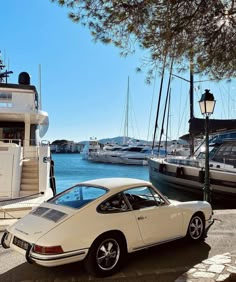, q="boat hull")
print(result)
[148,157,236,200]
